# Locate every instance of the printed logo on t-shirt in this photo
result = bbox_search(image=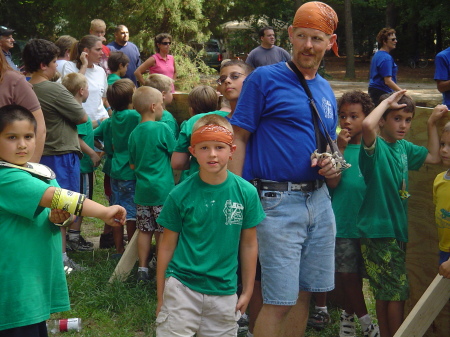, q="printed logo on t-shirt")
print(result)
[223,200,244,226]
[436,208,450,229]
[321,98,334,119]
